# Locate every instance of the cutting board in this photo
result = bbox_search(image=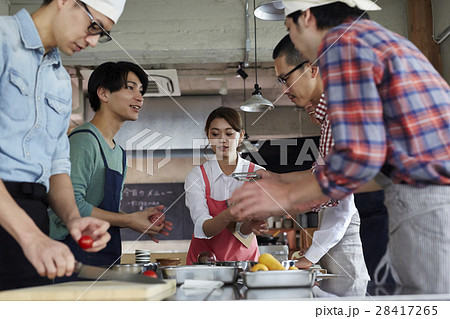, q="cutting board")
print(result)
[0,280,176,301]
